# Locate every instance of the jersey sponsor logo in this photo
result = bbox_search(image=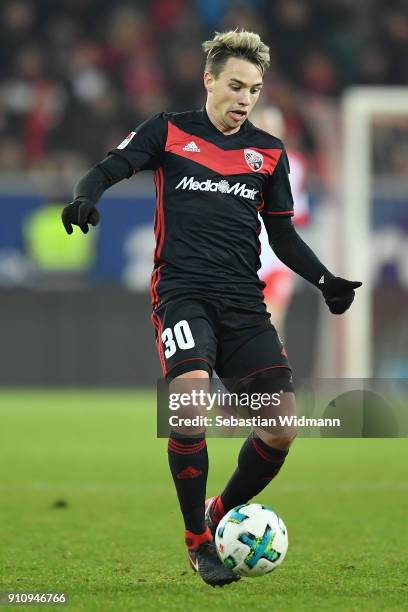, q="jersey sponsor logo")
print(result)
[175,176,259,200]
[117,131,136,149]
[182,141,201,152]
[244,149,264,171]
